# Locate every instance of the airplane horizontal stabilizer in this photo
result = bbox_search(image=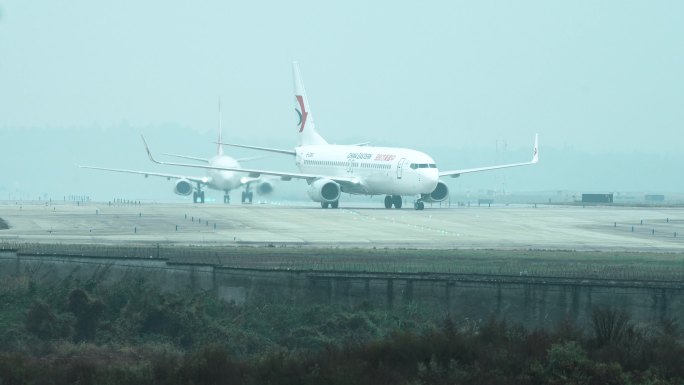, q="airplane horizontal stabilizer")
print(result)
[216,142,296,156]
[162,153,209,163]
